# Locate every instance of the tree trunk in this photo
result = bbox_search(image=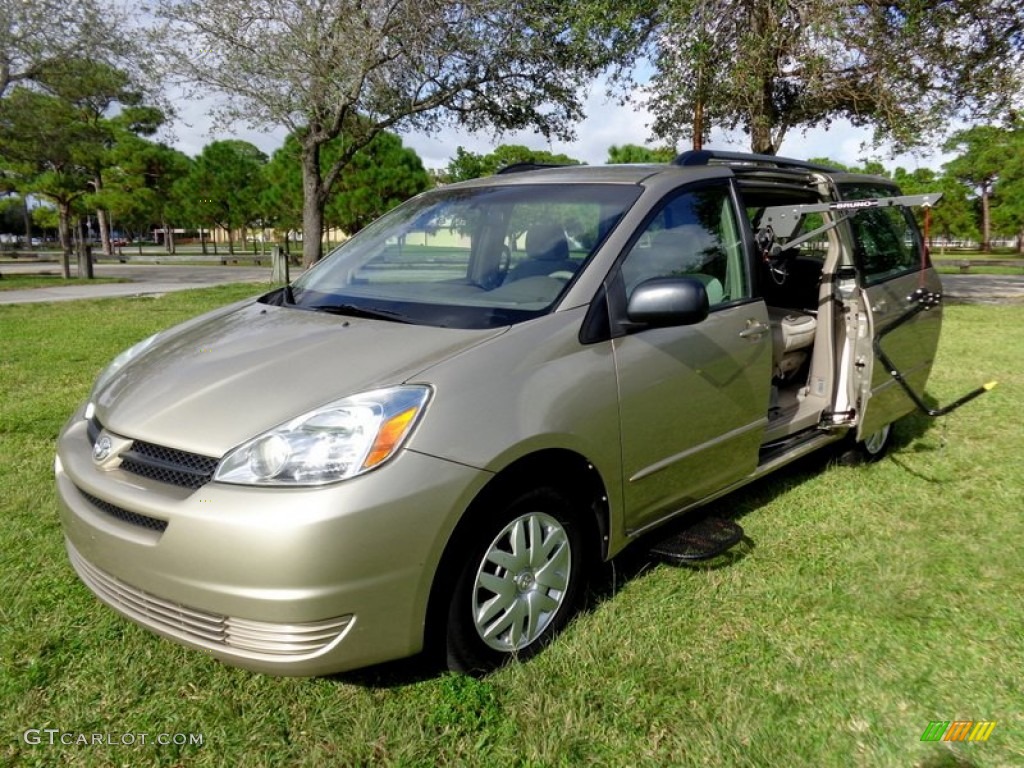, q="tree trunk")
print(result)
[164,219,175,254]
[97,208,112,257]
[693,97,704,152]
[57,201,73,279]
[95,176,113,258]
[200,228,208,255]
[22,197,31,245]
[981,185,992,252]
[76,216,94,279]
[301,141,326,268]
